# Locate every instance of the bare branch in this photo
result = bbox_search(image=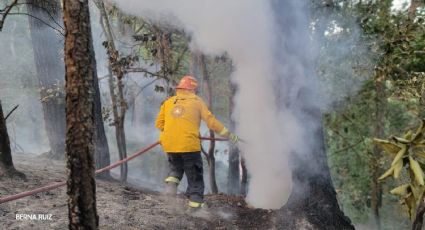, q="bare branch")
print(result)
[5,105,19,120]
[127,78,158,108]
[0,0,19,31]
[201,146,209,159]
[6,12,64,36]
[98,74,111,81]
[126,67,161,77]
[172,45,189,75]
[334,140,363,153]
[19,2,64,31]
[134,22,146,34]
